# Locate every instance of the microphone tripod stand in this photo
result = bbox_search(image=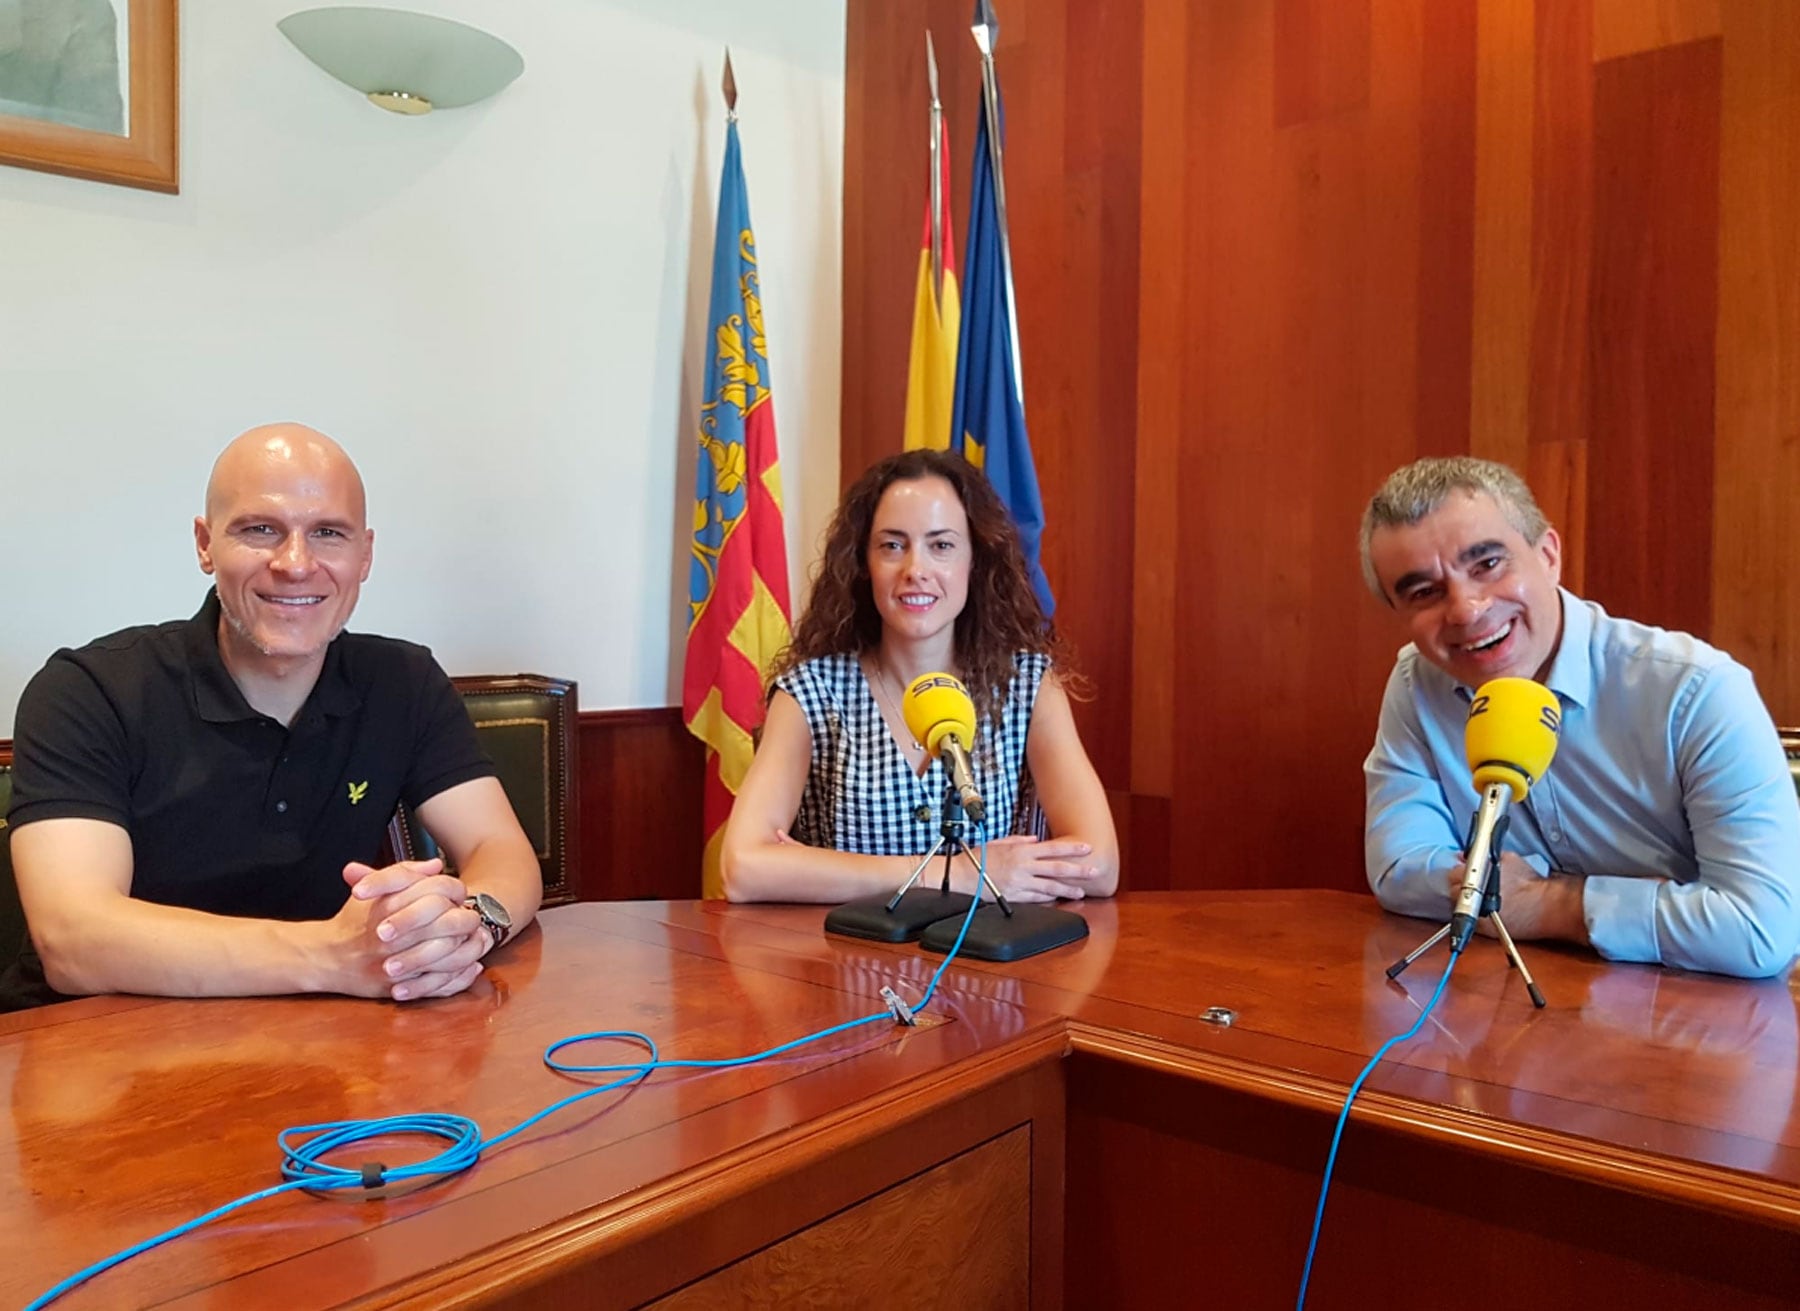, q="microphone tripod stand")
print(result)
[824,781,1090,961]
[886,783,1013,916]
[1386,808,1547,1008]
[824,783,985,944]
